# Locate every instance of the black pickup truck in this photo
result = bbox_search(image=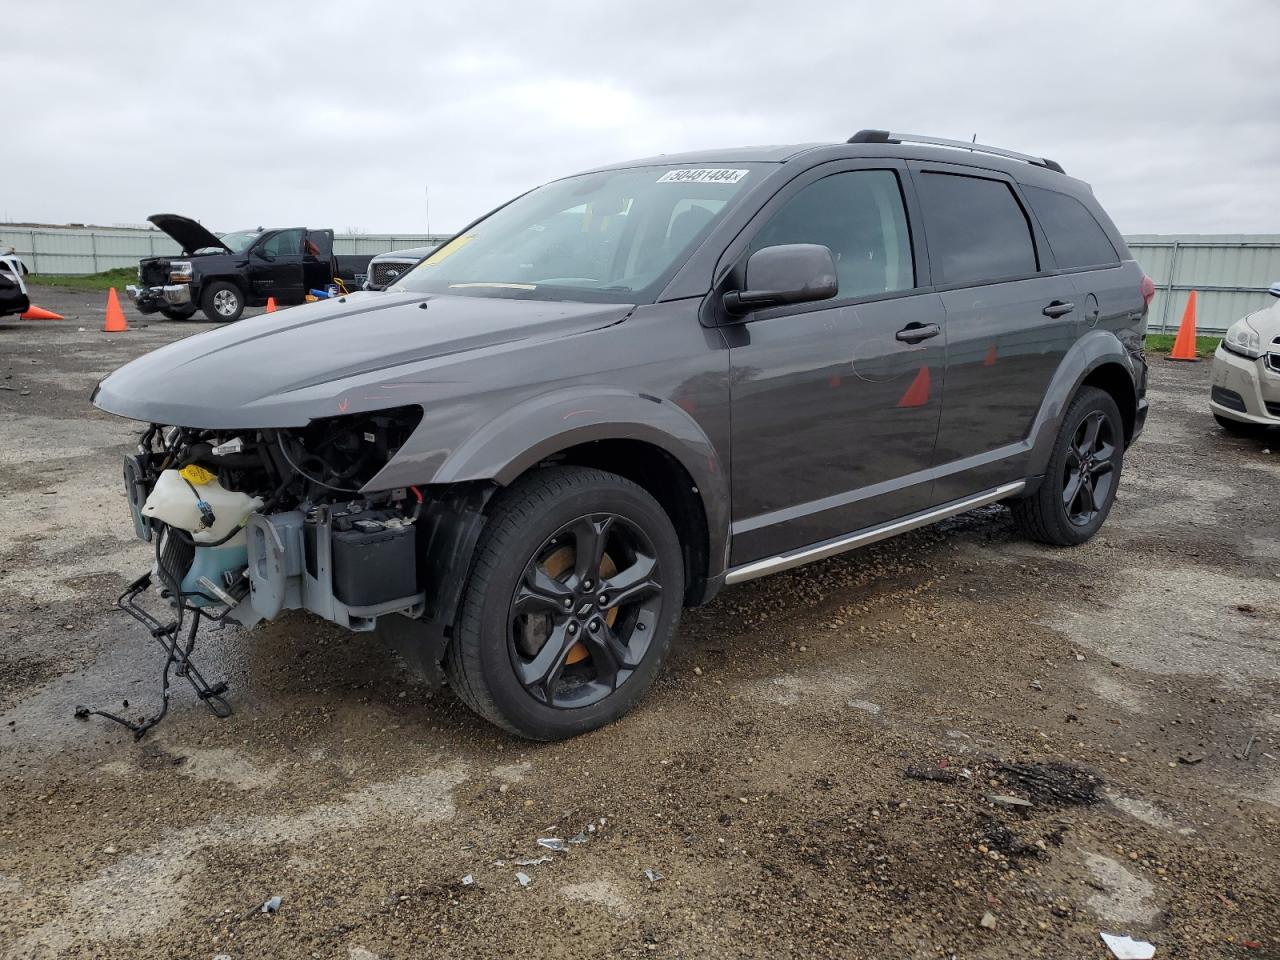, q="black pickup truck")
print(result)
[127,214,373,322]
